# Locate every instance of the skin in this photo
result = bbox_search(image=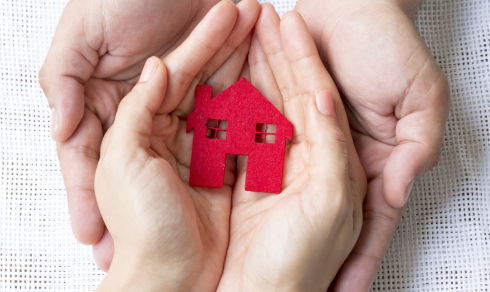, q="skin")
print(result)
[39,0,260,270]
[94,1,260,291]
[39,0,221,250]
[294,0,450,290]
[96,5,366,291]
[39,0,450,290]
[216,5,366,291]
